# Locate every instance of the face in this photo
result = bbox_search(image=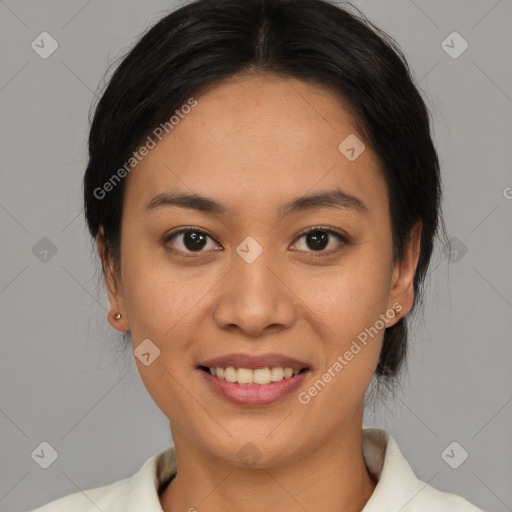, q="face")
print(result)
[99,73,420,467]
